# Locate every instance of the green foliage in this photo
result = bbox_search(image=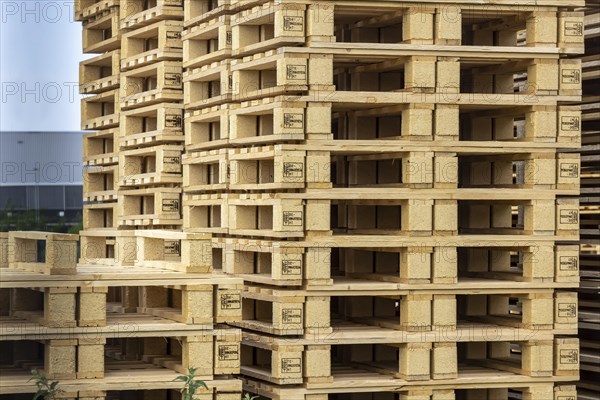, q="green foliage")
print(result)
[243,394,261,400]
[29,369,62,400]
[0,201,82,233]
[174,368,208,400]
